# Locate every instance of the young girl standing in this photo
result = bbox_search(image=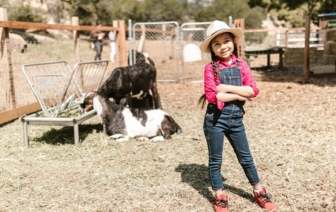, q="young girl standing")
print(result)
[199,20,278,212]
